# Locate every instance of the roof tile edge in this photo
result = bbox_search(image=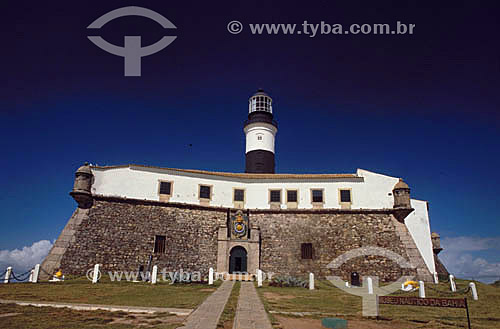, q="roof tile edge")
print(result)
[91,164,360,179]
